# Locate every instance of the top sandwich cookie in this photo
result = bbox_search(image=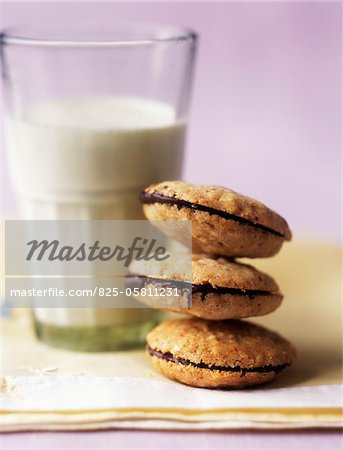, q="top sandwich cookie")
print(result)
[140,181,292,258]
